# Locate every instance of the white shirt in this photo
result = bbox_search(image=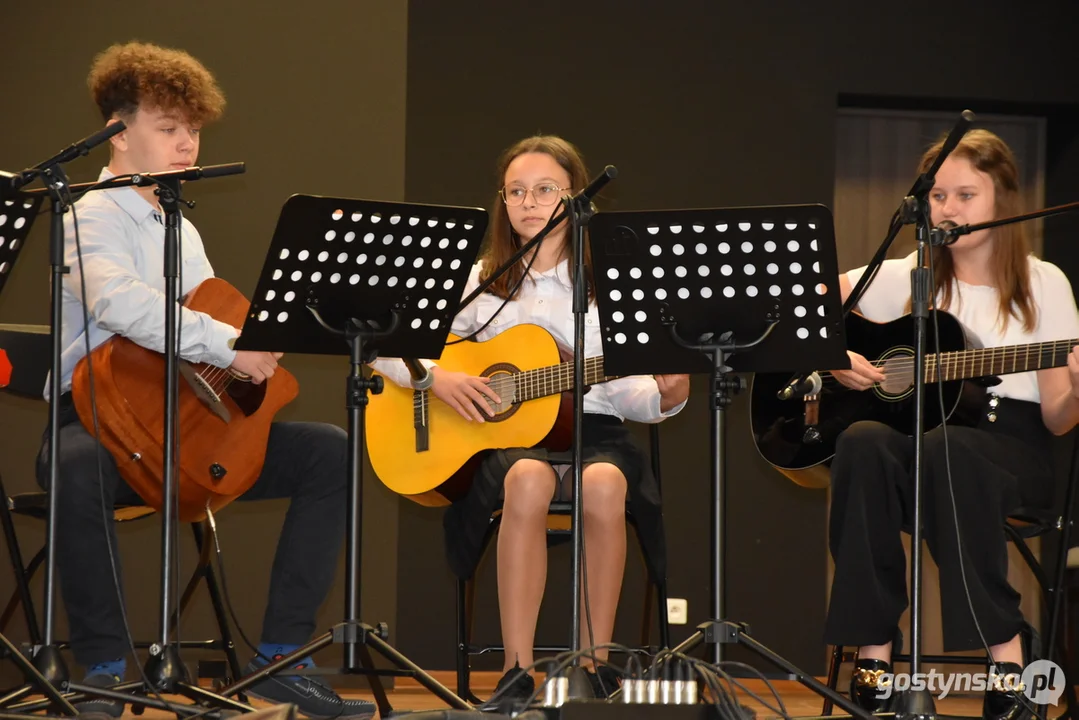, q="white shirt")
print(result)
[47,167,237,398]
[372,259,686,423]
[846,251,1079,403]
